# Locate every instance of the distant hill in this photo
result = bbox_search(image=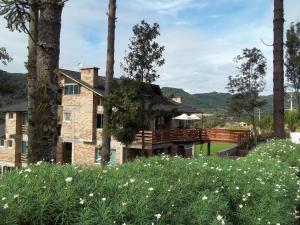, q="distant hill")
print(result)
[0,70,295,116]
[161,87,293,115]
[0,70,27,107]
